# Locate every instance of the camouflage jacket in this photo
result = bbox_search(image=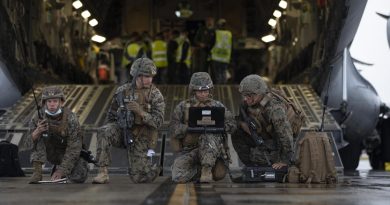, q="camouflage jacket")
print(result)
[170,96,236,141]
[247,95,294,164]
[28,107,82,175]
[107,83,165,129]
